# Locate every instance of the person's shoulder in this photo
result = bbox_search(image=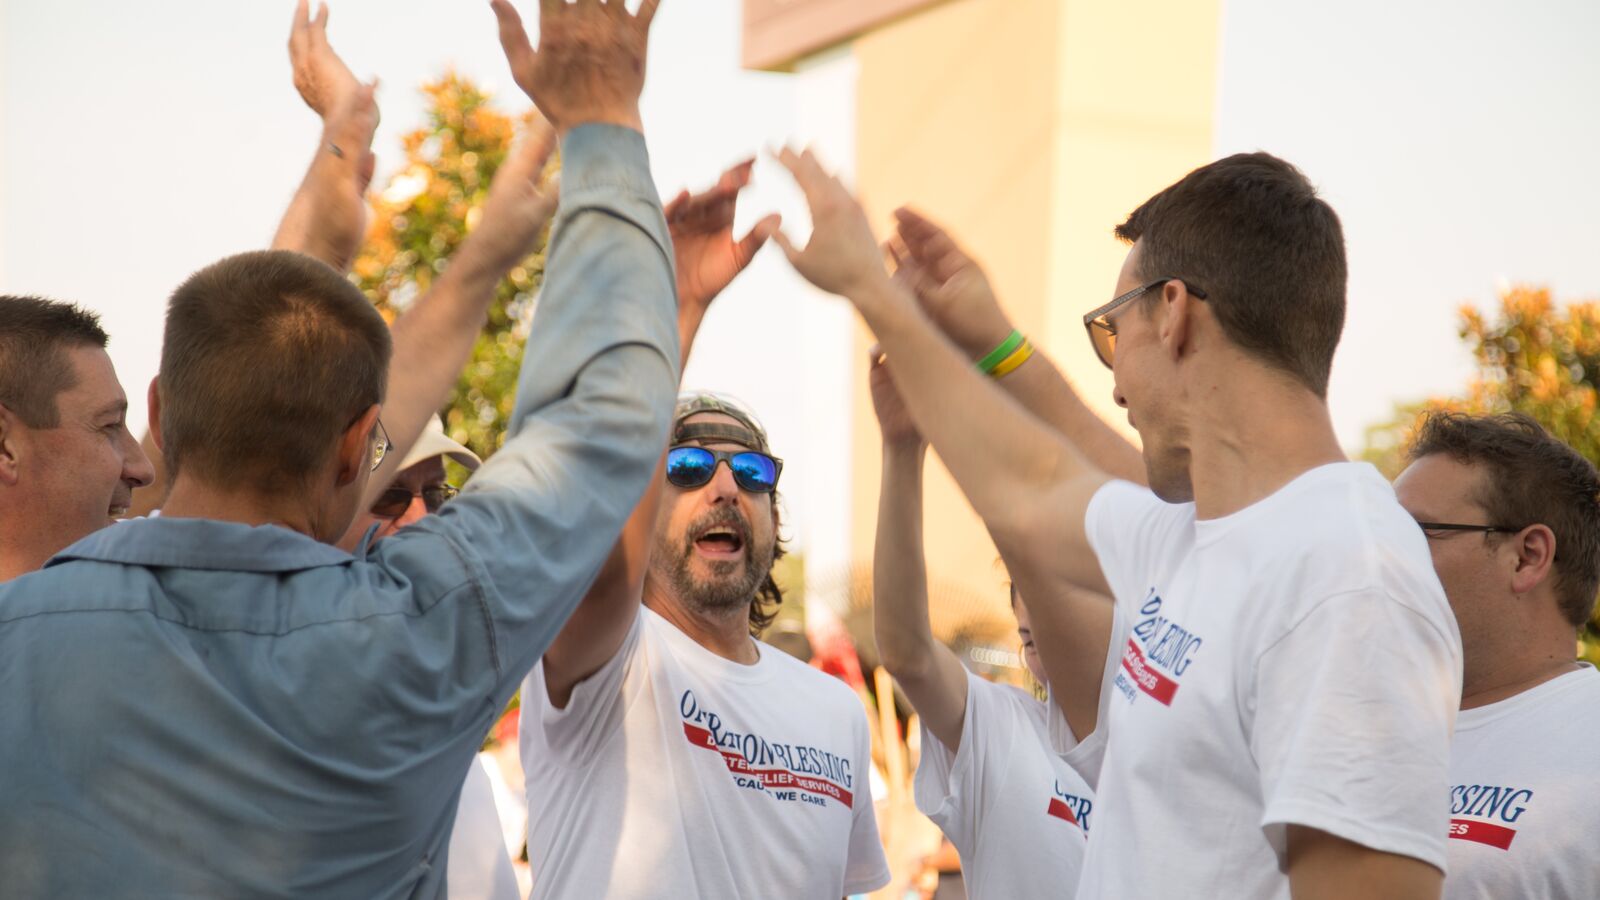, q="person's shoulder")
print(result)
[758,643,864,706]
